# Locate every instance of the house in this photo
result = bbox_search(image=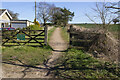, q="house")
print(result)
[0,9,34,29]
[11,20,34,29]
[0,9,12,28]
